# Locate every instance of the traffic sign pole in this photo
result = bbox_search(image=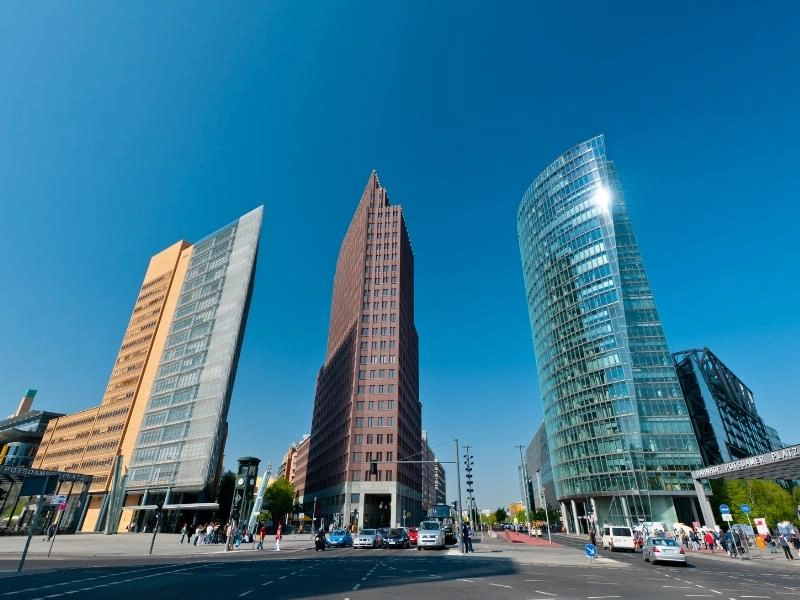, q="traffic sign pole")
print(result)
[47,502,67,558]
